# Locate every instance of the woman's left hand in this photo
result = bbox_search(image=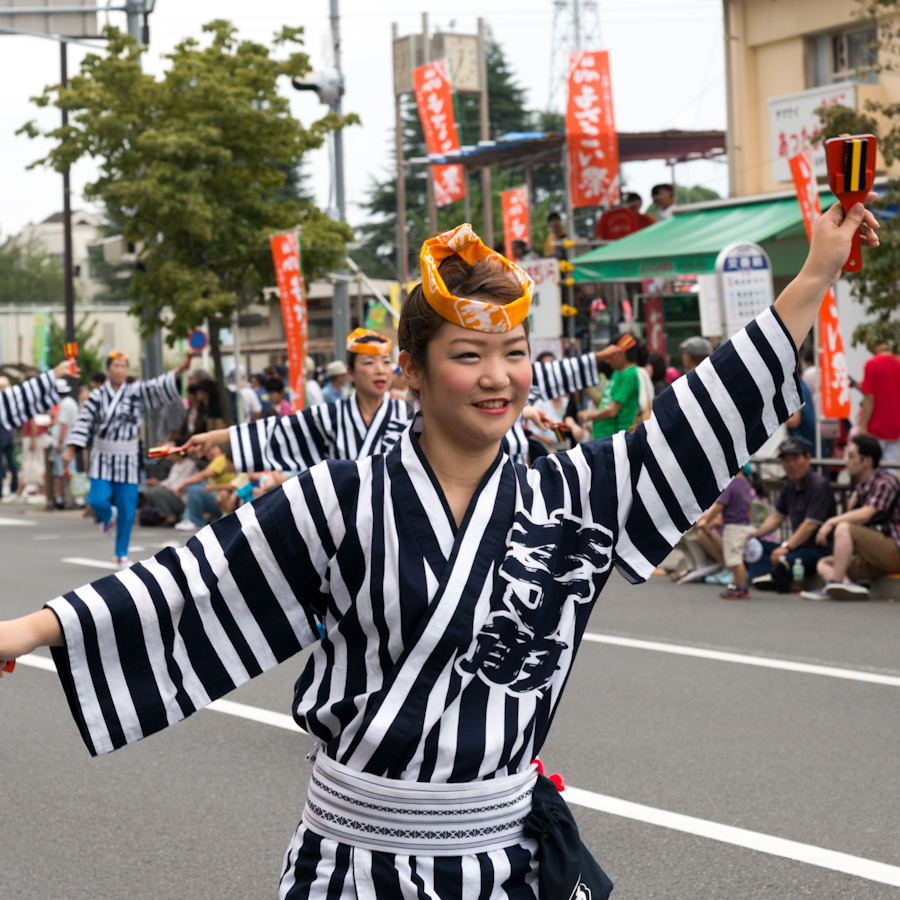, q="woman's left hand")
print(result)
[522,406,555,432]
